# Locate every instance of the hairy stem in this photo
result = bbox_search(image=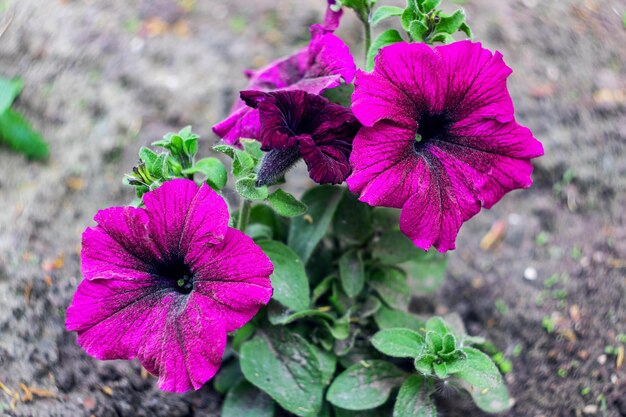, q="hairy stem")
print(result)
[237,198,252,232]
